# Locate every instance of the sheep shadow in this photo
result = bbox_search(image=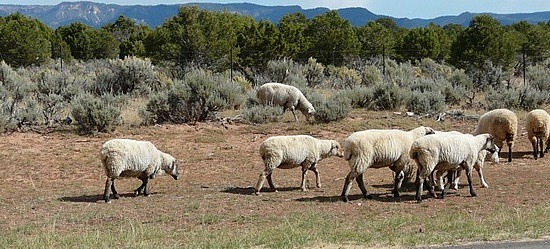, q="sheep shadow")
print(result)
[59,192,160,203]
[222,186,303,195]
[501,151,535,160]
